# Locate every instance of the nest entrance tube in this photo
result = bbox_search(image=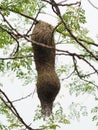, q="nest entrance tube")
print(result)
[32,20,60,116]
